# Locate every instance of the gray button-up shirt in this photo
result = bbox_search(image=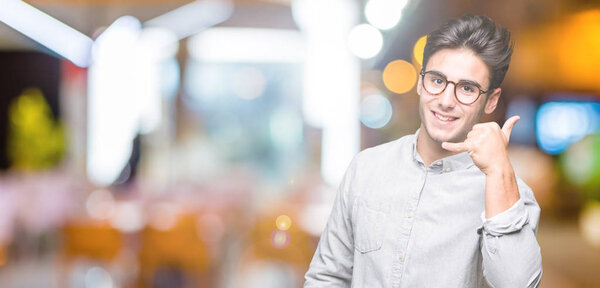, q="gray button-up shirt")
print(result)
[304,131,542,287]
